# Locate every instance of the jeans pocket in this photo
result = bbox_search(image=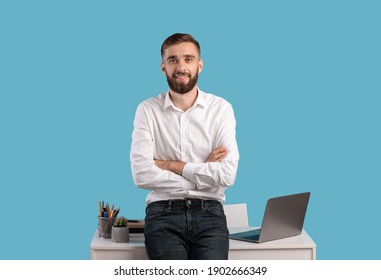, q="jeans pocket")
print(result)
[204,204,226,218]
[145,206,168,223]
